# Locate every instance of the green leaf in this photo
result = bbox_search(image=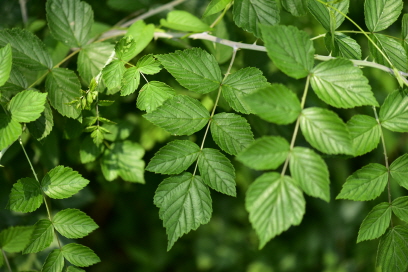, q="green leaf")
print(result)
[46,68,82,119]
[347,115,381,156]
[236,136,289,171]
[121,66,140,96]
[8,177,43,213]
[392,197,408,223]
[90,128,104,146]
[154,173,212,251]
[0,66,27,94]
[66,267,85,272]
[198,148,236,196]
[77,42,114,83]
[46,0,94,48]
[364,0,403,32]
[299,107,353,155]
[23,219,54,254]
[203,0,232,17]
[42,249,64,272]
[102,60,126,94]
[26,101,54,141]
[53,209,98,239]
[161,10,211,32]
[101,120,134,142]
[9,89,47,123]
[310,58,378,108]
[307,0,349,31]
[115,35,137,62]
[136,54,162,75]
[390,154,408,189]
[380,89,408,132]
[79,135,104,164]
[403,14,408,54]
[233,0,280,38]
[146,140,200,175]
[290,147,330,202]
[0,29,52,70]
[0,44,12,87]
[282,0,307,17]
[336,163,388,201]
[100,140,145,183]
[41,166,90,199]
[210,112,254,155]
[125,20,155,59]
[325,32,362,59]
[246,172,305,249]
[369,33,408,72]
[261,25,314,79]
[137,81,176,113]
[0,226,33,253]
[357,202,392,243]
[156,48,222,94]
[377,226,408,272]
[244,84,301,124]
[144,95,210,136]
[62,243,100,267]
[0,114,21,150]
[221,67,269,114]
